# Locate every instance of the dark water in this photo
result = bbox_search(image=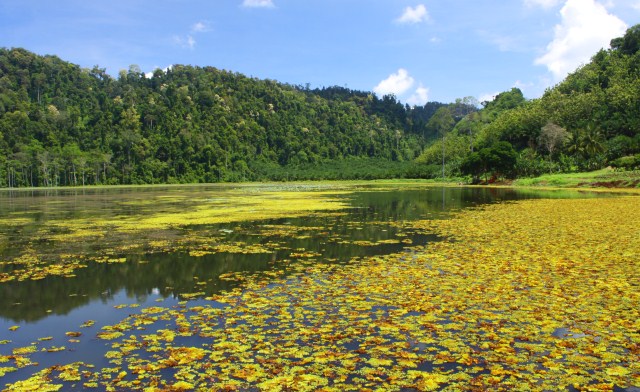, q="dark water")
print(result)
[0,184,609,388]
